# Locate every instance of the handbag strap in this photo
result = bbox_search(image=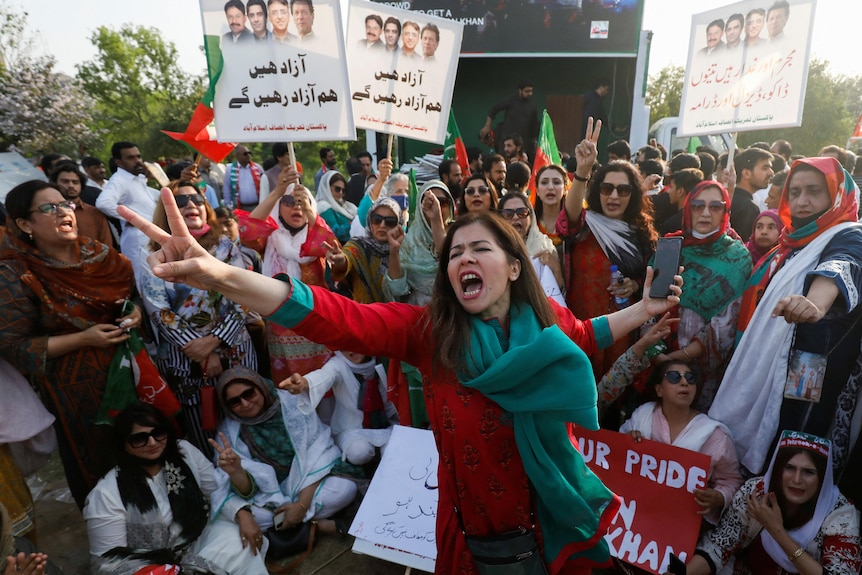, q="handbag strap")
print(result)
[265,521,318,574]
